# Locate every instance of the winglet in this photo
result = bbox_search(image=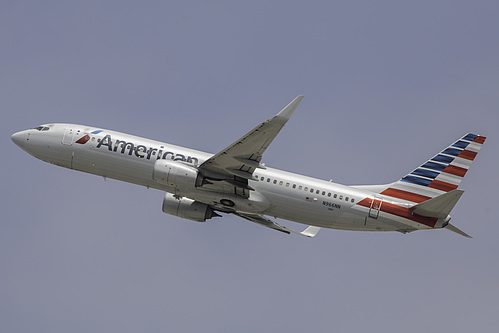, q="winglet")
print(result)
[300,226,321,238]
[275,95,304,122]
